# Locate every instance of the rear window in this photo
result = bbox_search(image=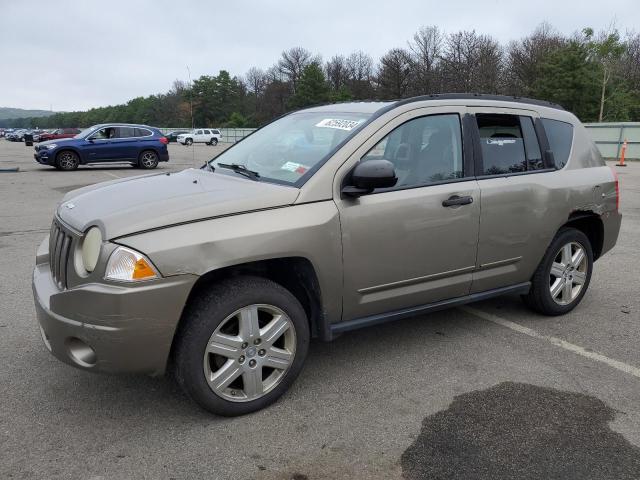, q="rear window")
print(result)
[541,118,573,169]
[134,128,153,137]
